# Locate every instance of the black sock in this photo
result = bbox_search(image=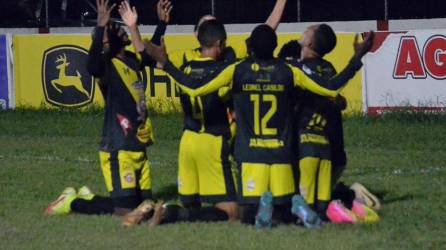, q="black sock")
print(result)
[70,196,114,215]
[188,207,228,222]
[332,182,355,209]
[162,205,229,223]
[315,201,329,221]
[272,204,294,224]
[240,205,257,225]
[161,204,189,224]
